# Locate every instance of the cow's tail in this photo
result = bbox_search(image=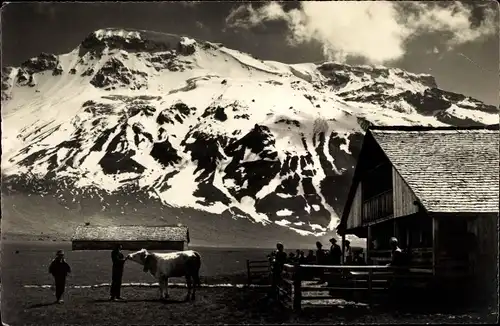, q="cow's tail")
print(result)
[193,251,202,287]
